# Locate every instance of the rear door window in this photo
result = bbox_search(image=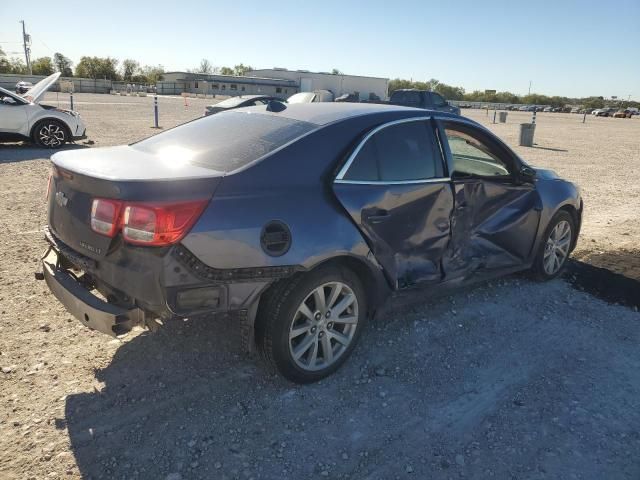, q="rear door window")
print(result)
[132,112,317,172]
[342,120,444,182]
